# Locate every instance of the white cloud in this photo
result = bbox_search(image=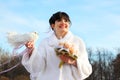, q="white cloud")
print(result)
[101,0,120,6]
[0,0,120,50]
[0,0,24,9]
[41,0,67,5]
[0,5,48,32]
[107,14,120,26]
[105,30,120,42]
[98,30,120,48]
[26,17,49,32]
